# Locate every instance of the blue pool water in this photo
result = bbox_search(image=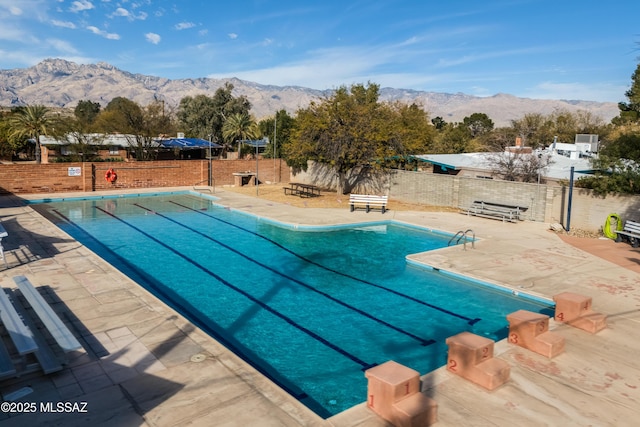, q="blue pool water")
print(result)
[32,193,553,417]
